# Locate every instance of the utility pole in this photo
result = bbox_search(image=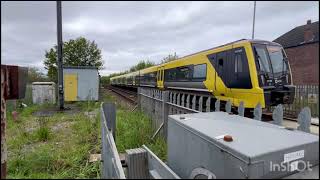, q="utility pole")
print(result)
[252,1,256,39]
[57,1,64,110]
